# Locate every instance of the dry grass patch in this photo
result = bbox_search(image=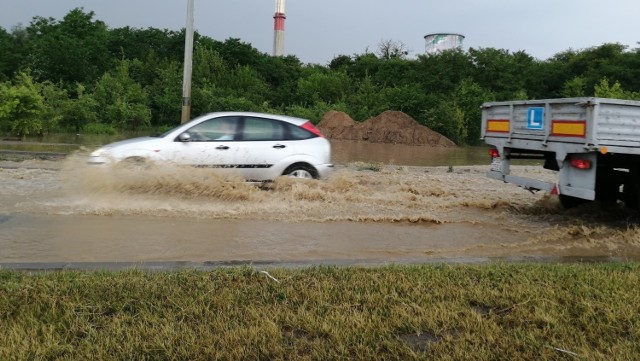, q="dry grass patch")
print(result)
[1,263,638,360]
